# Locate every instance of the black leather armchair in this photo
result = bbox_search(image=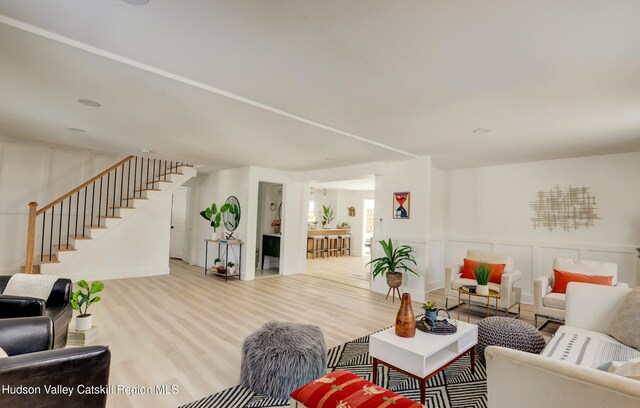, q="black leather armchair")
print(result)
[0,276,73,349]
[0,317,110,408]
